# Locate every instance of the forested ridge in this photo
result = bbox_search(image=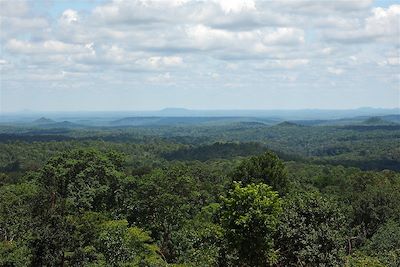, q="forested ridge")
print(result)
[0,122,399,266]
